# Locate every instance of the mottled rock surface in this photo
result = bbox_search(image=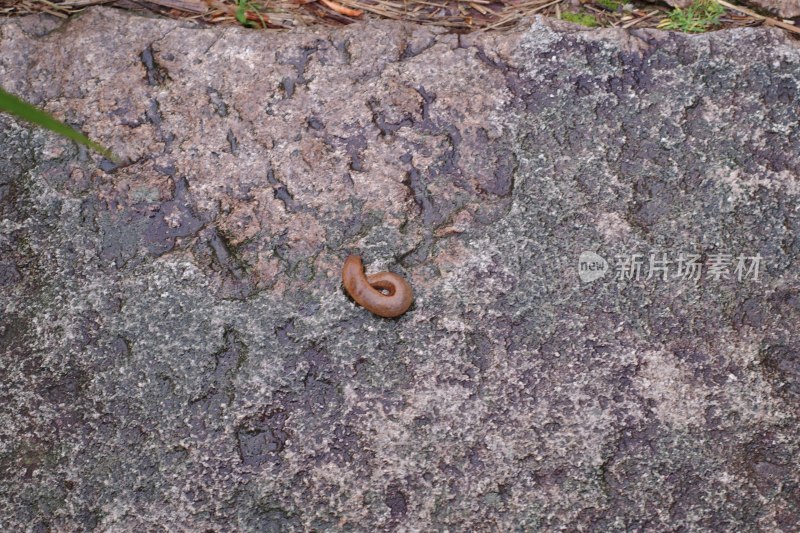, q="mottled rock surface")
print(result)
[2,8,800,531]
[747,0,800,18]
